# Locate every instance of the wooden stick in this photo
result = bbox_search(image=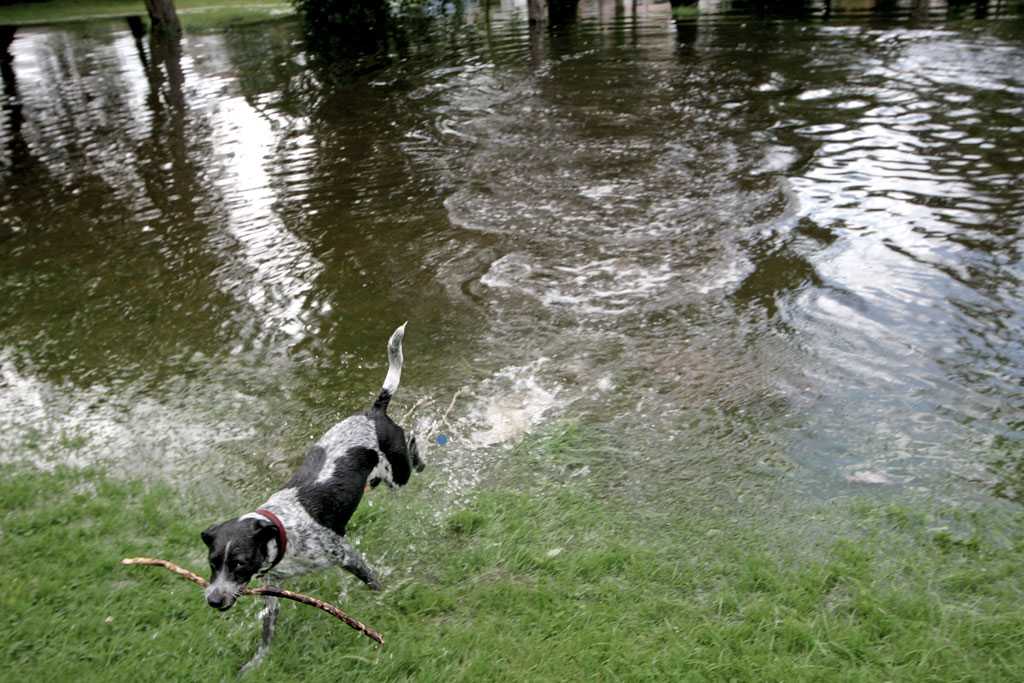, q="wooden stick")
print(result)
[246,585,382,644]
[124,556,210,586]
[122,557,384,644]
[400,396,434,423]
[440,388,466,426]
[439,387,484,432]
